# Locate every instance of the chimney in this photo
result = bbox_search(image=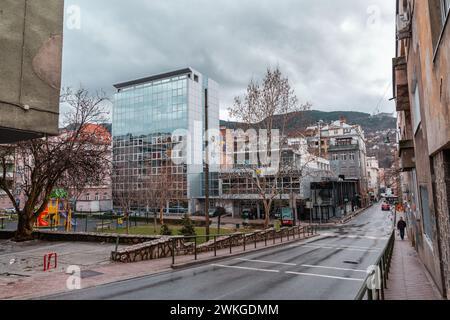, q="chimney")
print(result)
[339,116,346,126]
